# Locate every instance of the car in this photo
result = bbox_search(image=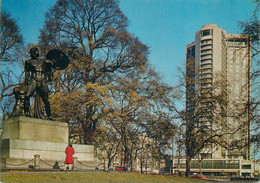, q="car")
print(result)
[115,166,127,171]
[190,174,208,179]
